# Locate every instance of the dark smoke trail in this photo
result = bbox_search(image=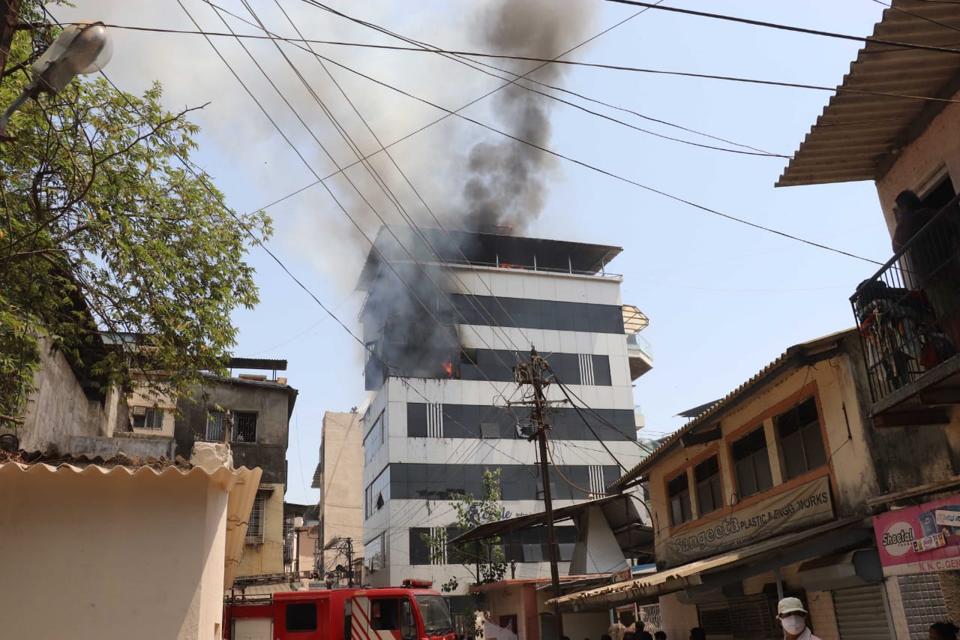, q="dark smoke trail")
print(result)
[461,0,595,233]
